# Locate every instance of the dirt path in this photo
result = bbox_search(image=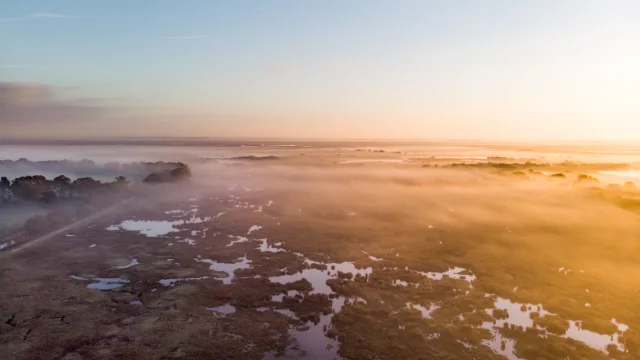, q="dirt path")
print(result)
[5,198,135,255]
